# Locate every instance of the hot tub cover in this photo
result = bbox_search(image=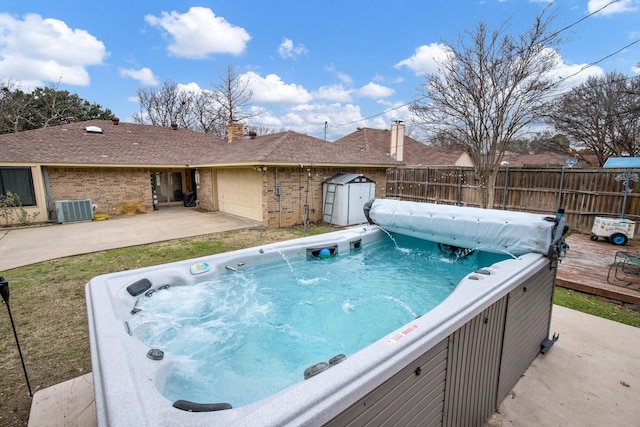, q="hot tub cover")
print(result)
[364,199,568,259]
